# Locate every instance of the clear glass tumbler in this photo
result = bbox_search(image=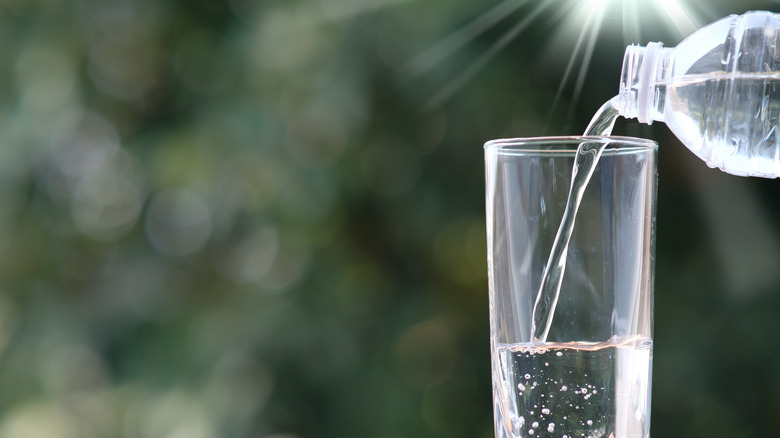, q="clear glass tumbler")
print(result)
[485,136,658,438]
